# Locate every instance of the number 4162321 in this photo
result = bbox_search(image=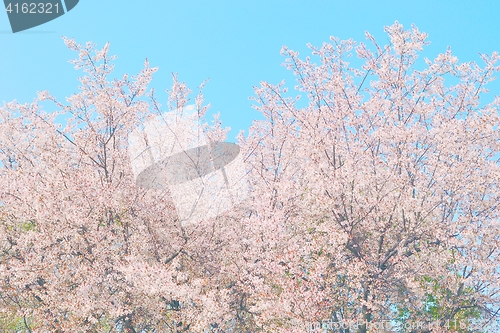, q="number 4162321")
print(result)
[5,2,60,14]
